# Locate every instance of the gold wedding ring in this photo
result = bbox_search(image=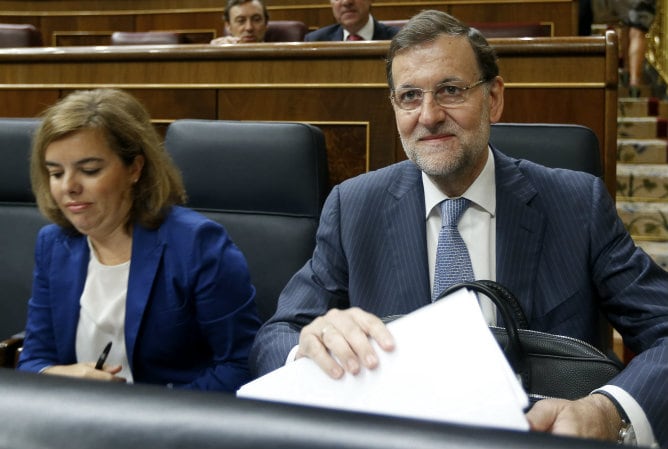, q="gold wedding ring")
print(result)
[320,326,333,340]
